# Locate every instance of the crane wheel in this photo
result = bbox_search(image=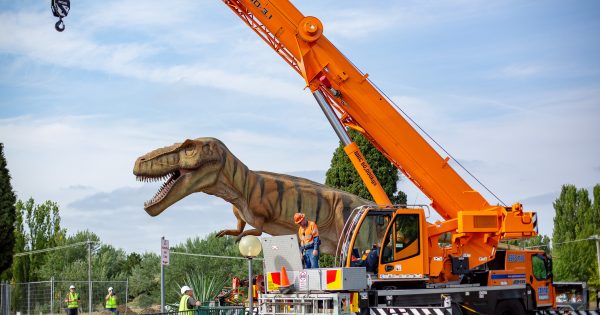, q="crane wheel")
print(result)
[493,299,526,315]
